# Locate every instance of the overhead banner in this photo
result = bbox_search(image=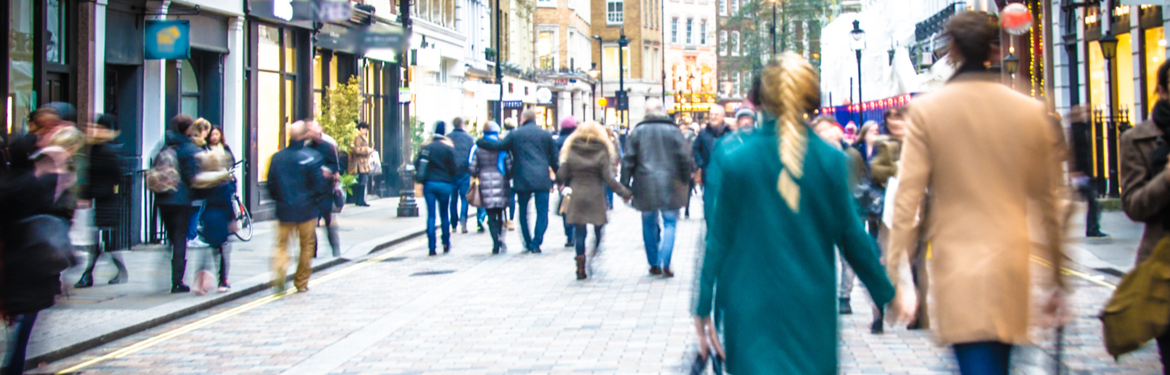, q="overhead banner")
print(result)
[144,20,190,60]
